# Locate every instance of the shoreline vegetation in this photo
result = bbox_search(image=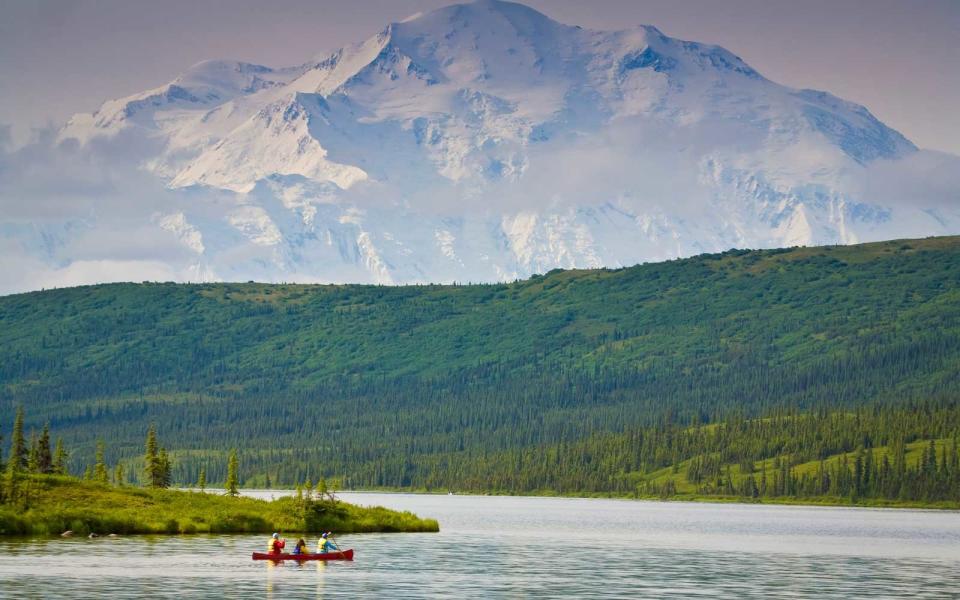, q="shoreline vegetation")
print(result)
[343,487,960,511]
[215,484,960,510]
[0,475,439,536]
